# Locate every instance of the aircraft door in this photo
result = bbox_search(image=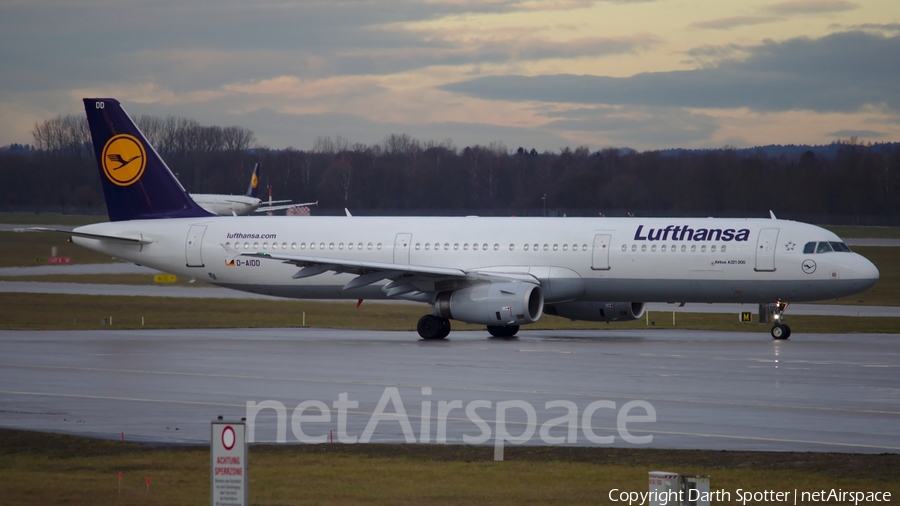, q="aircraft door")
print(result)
[394,233,412,264]
[755,228,779,272]
[185,225,207,267]
[591,234,611,270]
